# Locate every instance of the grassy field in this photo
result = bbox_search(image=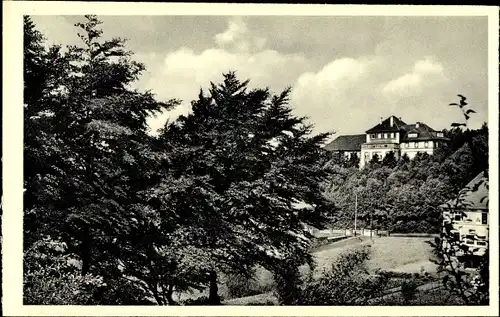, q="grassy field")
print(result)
[313,236,438,275]
[223,236,440,304]
[179,236,440,304]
